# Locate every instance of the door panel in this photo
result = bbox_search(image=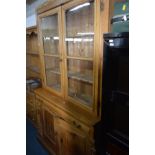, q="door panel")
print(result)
[41,14,59,55]
[62,0,95,108]
[38,8,64,96]
[55,117,87,155]
[43,108,55,143]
